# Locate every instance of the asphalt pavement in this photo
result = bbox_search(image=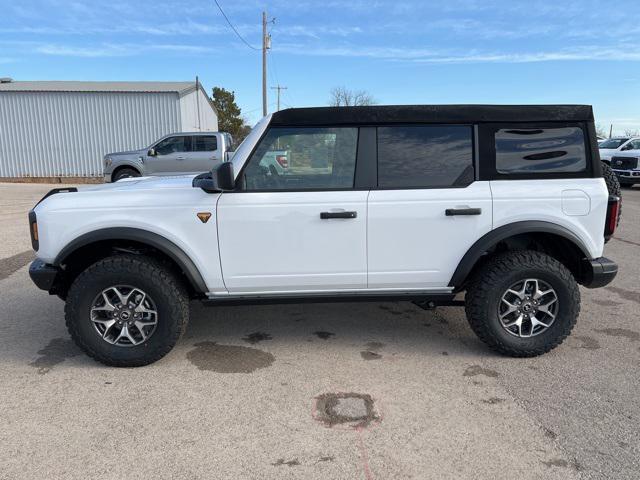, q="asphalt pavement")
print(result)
[0,182,638,480]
